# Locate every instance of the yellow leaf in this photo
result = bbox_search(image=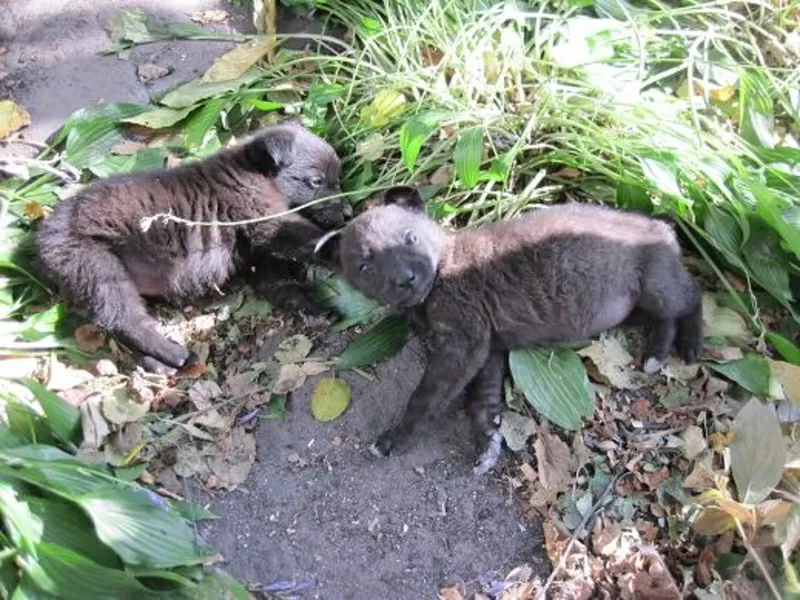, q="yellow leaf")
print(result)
[771,360,800,407]
[23,201,46,221]
[758,499,792,526]
[310,378,351,422]
[0,100,31,138]
[201,37,275,83]
[713,497,756,526]
[360,89,407,128]
[693,506,736,535]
